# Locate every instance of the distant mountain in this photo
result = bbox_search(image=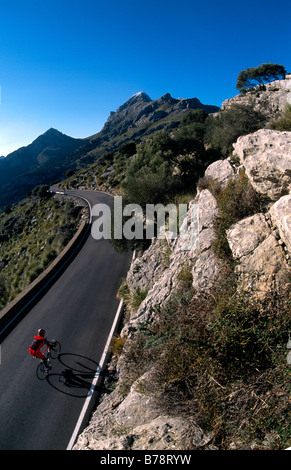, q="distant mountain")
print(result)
[102,91,219,136]
[88,92,219,155]
[0,156,5,160]
[0,92,219,209]
[0,128,85,208]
